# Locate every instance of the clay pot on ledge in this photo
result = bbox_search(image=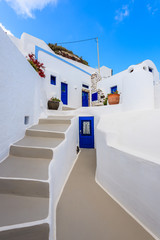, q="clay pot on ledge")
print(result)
[108,93,120,105]
[48,101,60,110]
